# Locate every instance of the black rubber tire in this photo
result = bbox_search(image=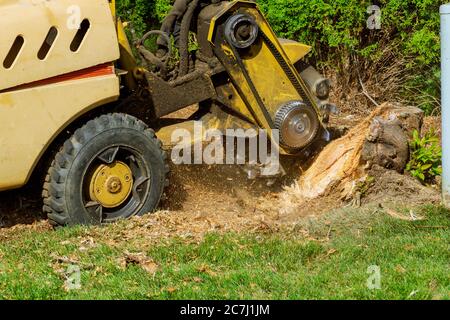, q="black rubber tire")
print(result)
[42,113,169,227]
